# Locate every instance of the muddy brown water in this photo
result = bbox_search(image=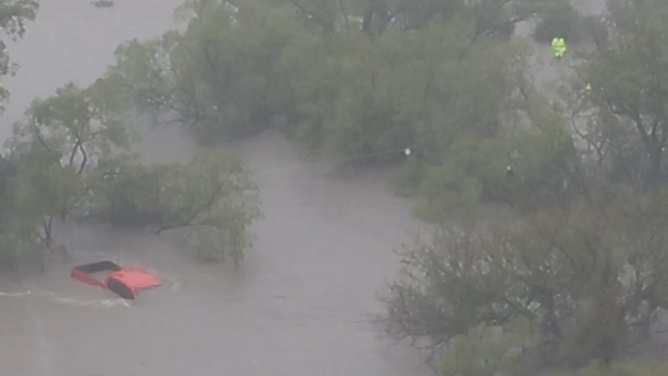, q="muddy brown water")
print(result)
[0,1,428,375]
